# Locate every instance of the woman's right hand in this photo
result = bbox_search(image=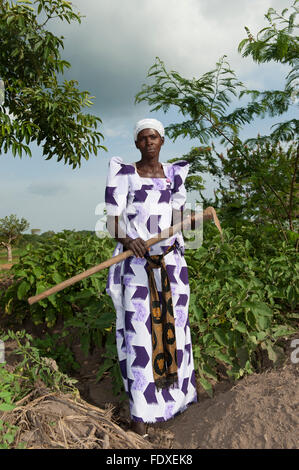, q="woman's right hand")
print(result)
[124,237,148,258]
